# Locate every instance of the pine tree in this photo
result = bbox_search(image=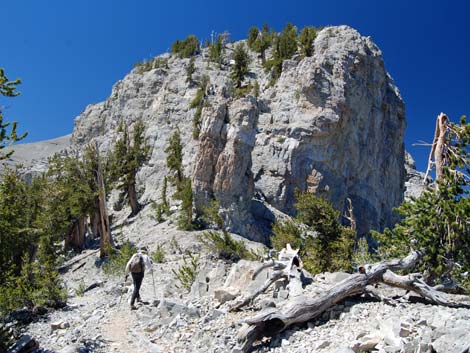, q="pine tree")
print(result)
[189,75,210,139]
[271,191,355,274]
[186,57,196,84]
[265,23,298,80]
[247,24,272,64]
[171,35,200,58]
[176,177,194,230]
[0,68,27,160]
[0,171,66,314]
[247,26,260,50]
[46,153,96,251]
[165,129,184,186]
[209,34,224,68]
[298,26,317,57]
[374,115,470,285]
[109,119,150,216]
[230,43,250,89]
